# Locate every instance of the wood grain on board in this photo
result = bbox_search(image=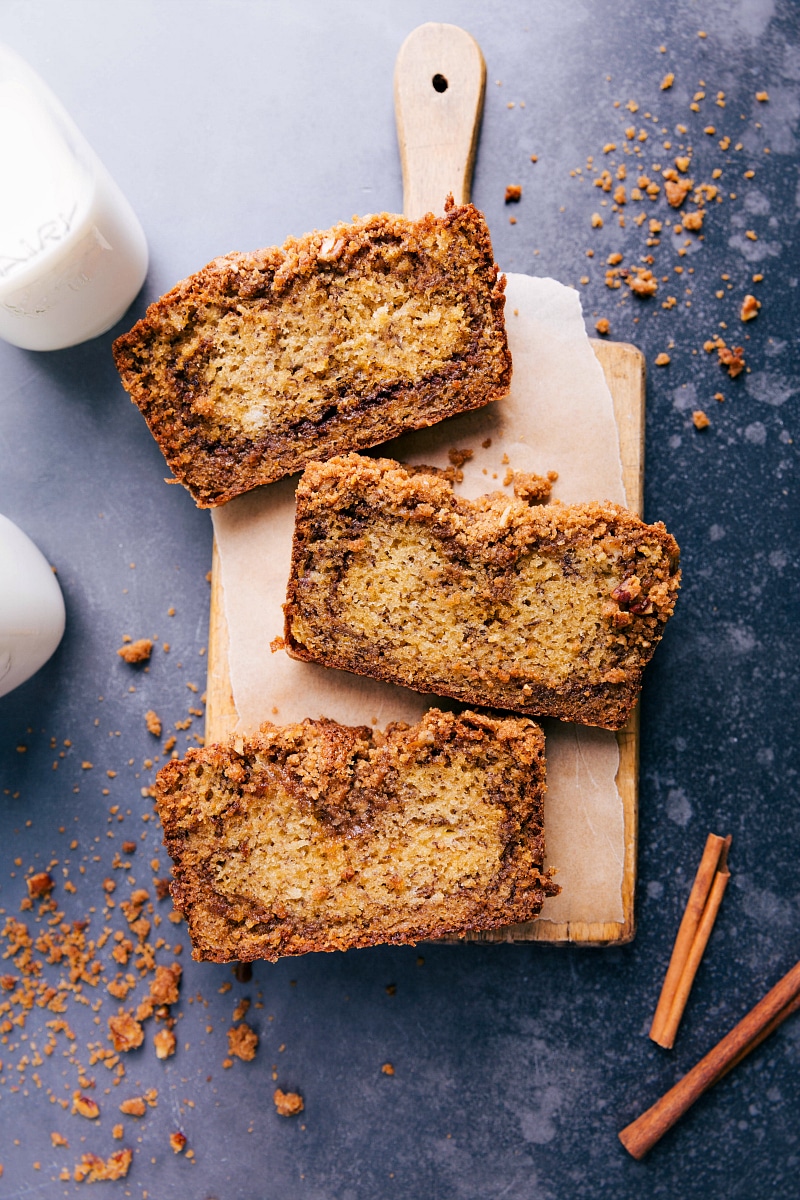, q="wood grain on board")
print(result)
[204,337,646,947]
